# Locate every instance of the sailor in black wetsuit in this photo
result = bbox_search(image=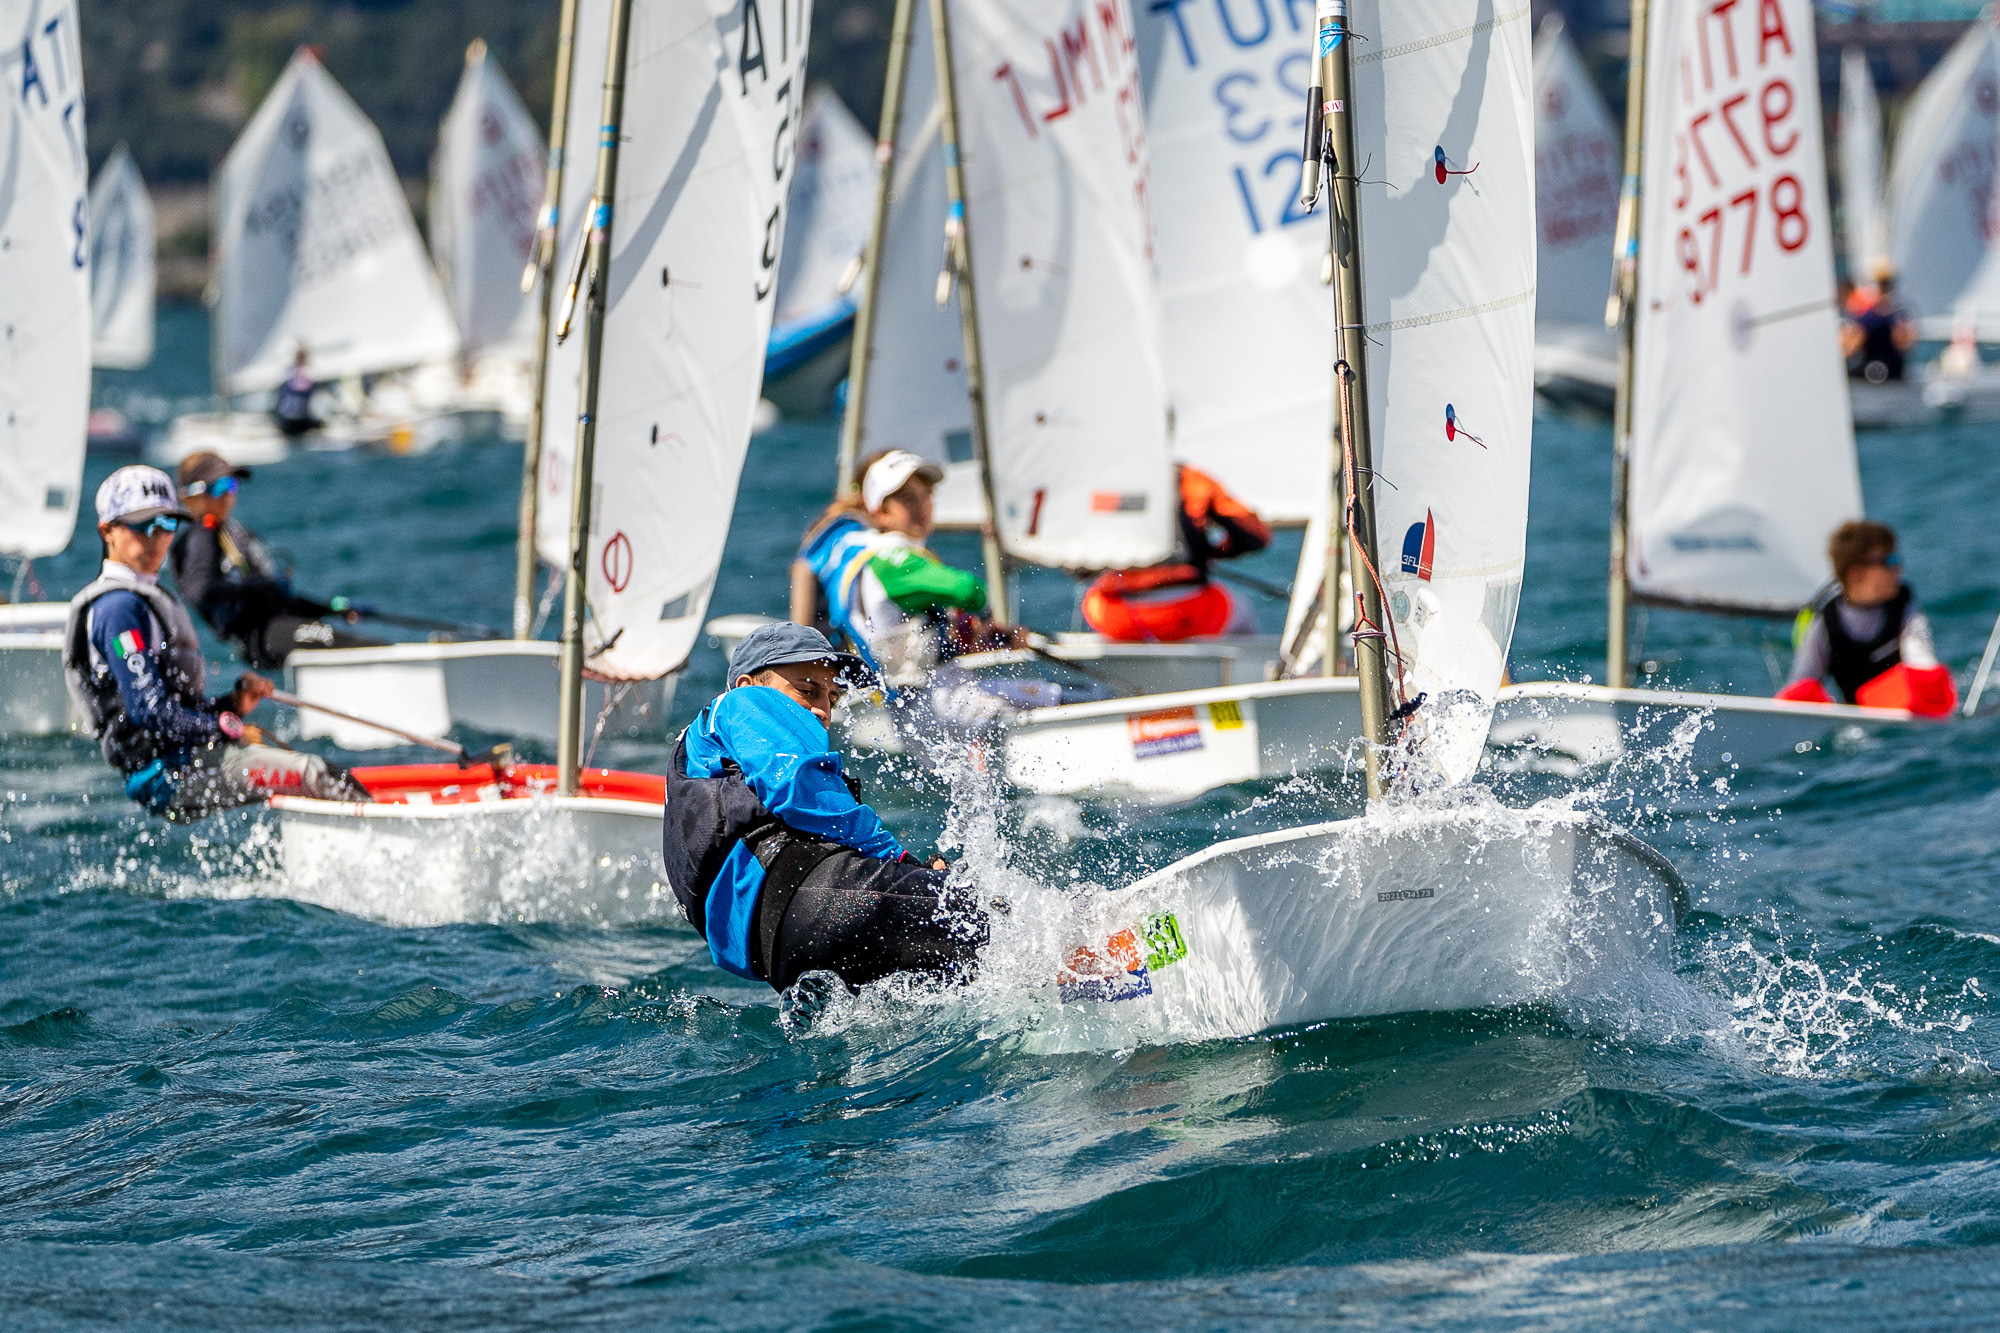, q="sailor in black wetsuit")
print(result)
[272,347,323,437]
[1779,520,1956,715]
[1844,273,1915,384]
[168,451,386,668]
[662,622,988,993]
